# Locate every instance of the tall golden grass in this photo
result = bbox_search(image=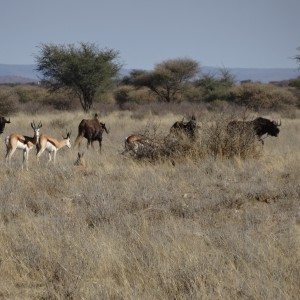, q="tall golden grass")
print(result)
[0,110,299,299]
